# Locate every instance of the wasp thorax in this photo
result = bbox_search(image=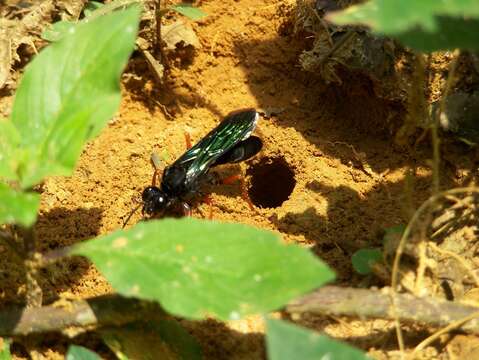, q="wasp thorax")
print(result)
[142,186,168,215]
